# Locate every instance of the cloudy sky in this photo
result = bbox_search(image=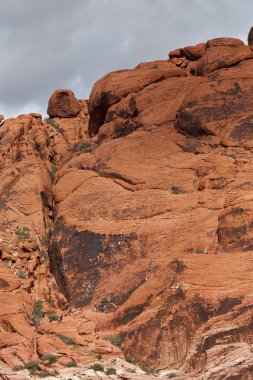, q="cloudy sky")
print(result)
[0,0,252,118]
